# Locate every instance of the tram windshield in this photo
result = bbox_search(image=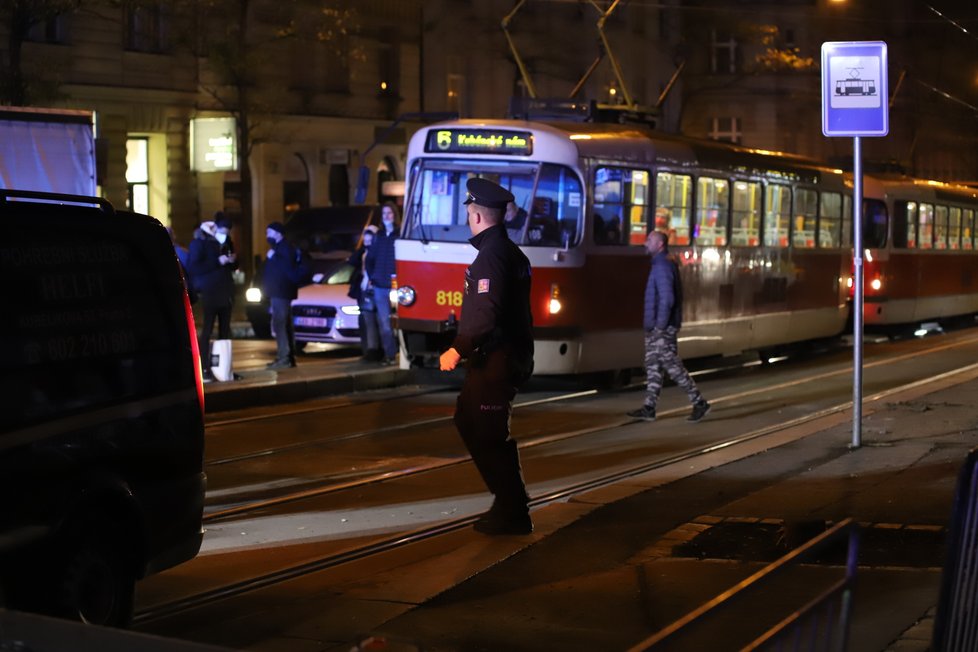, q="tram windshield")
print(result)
[404,160,583,247]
